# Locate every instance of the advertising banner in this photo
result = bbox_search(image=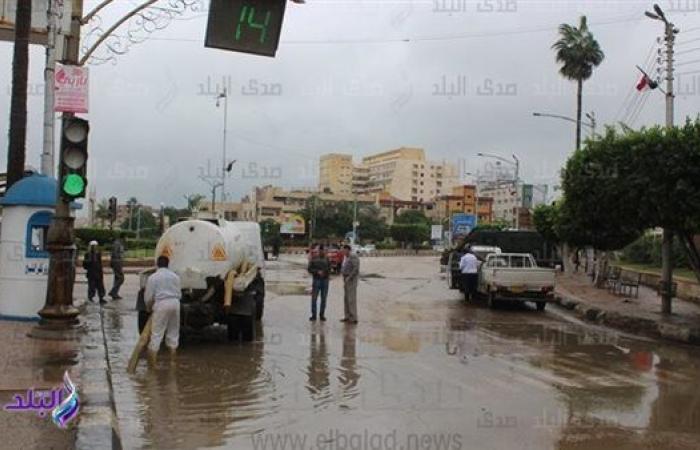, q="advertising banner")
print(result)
[55,64,89,113]
[280,213,306,235]
[451,214,476,239]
